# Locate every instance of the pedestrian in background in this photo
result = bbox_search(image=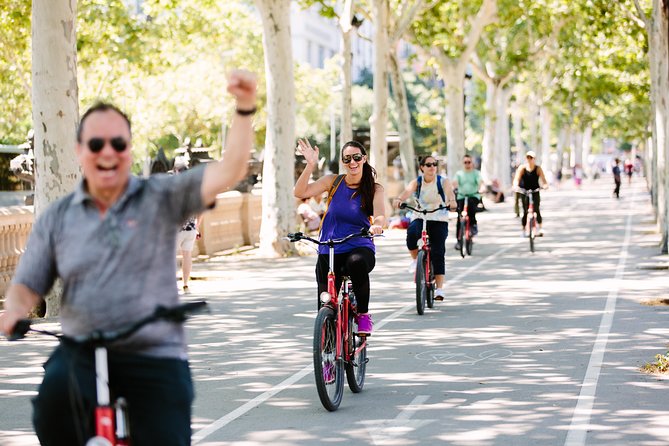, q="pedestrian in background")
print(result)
[612,158,622,199]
